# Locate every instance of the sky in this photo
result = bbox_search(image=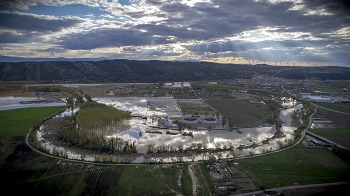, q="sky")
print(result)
[0,0,349,66]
